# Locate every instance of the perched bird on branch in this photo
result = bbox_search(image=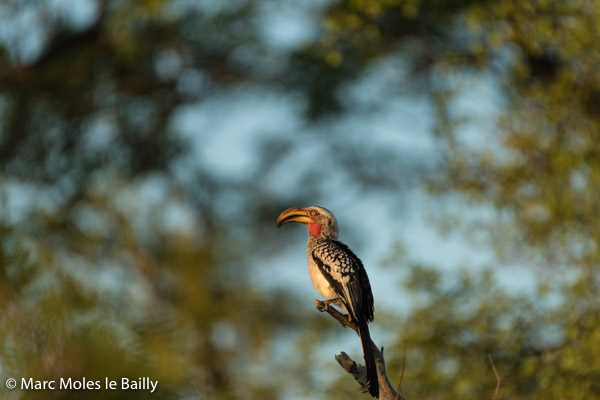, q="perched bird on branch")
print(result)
[277,206,379,398]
